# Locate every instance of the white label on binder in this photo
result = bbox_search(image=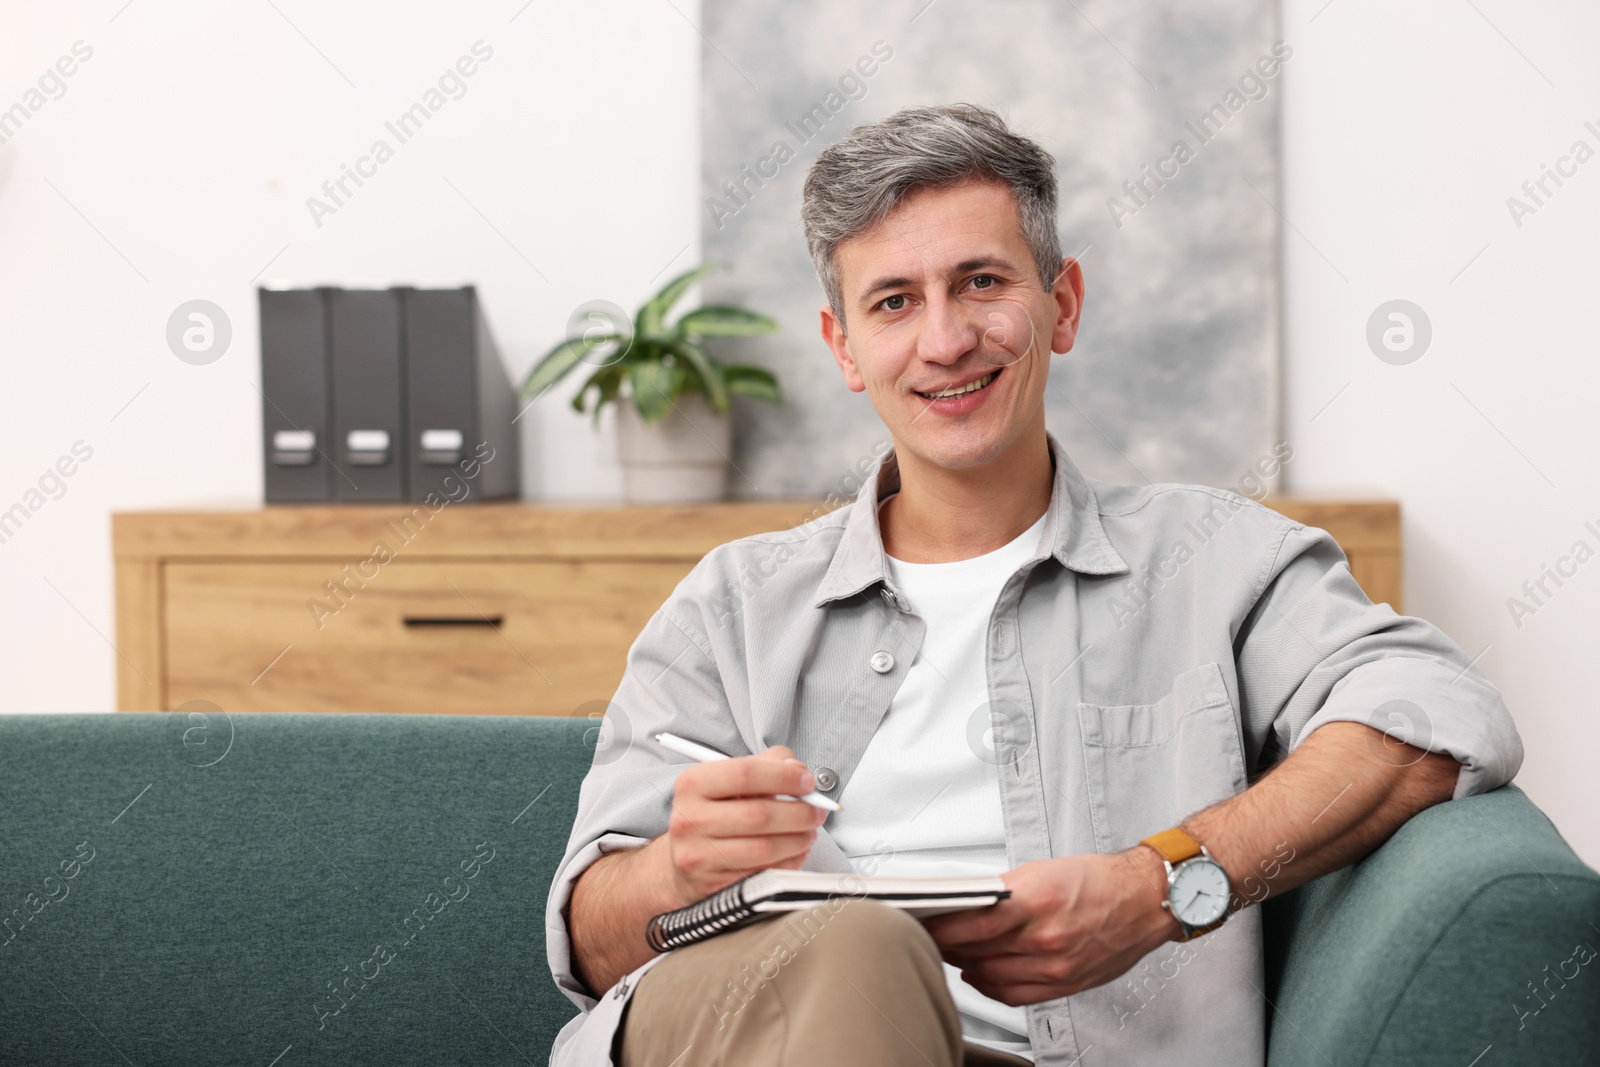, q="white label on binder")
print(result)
[347,429,390,452]
[273,430,316,452]
[420,429,464,451]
